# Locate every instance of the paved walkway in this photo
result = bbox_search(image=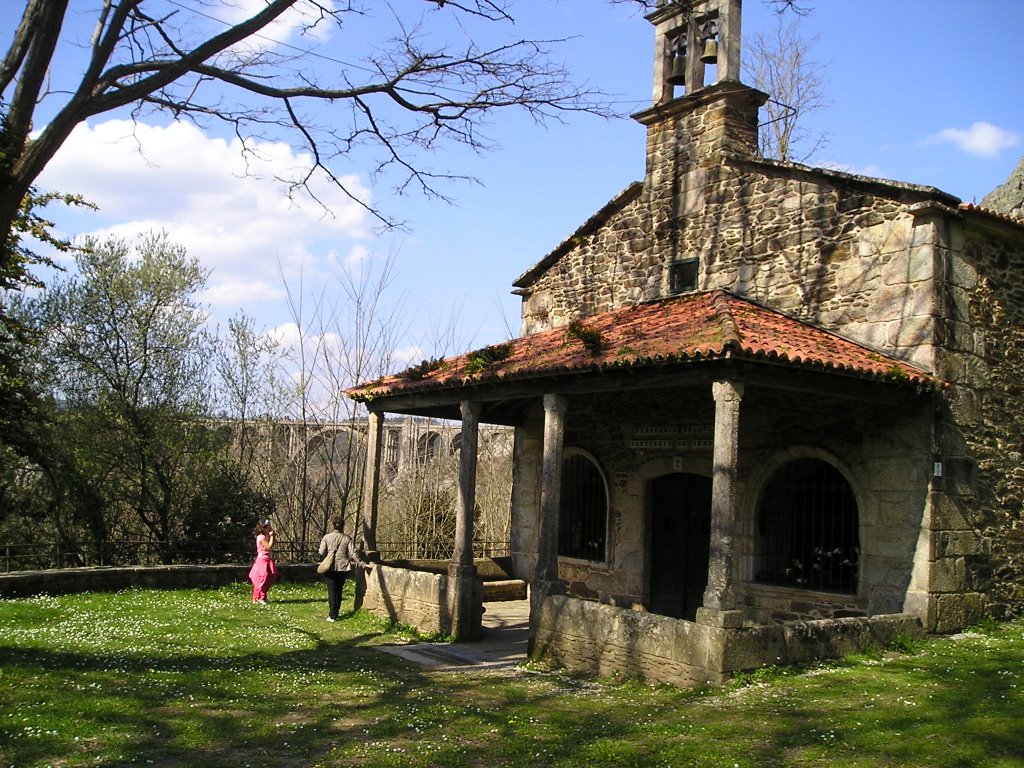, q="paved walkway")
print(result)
[376,599,530,671]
